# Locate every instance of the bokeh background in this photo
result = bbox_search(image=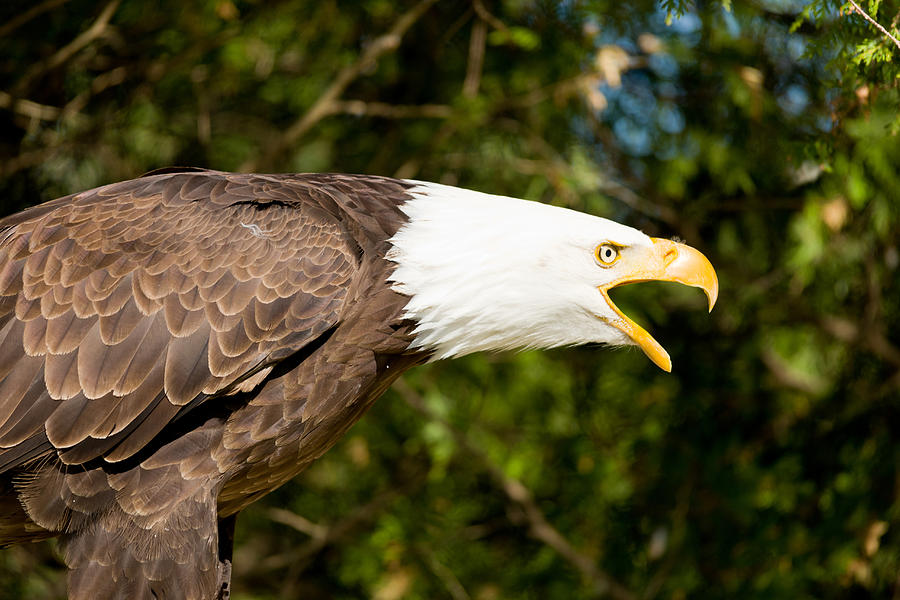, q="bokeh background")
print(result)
[1,0,899,598]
